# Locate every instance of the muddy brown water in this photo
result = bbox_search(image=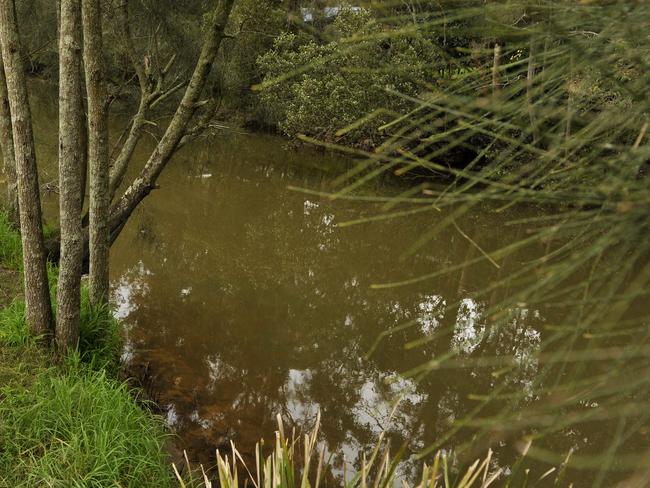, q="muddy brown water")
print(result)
[100,136,650,486]
[2,84,649,486]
